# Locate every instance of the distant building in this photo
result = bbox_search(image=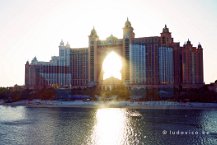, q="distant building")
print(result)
[181,40,204,88]
[25,41,87,89]
[25,18,204,89]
